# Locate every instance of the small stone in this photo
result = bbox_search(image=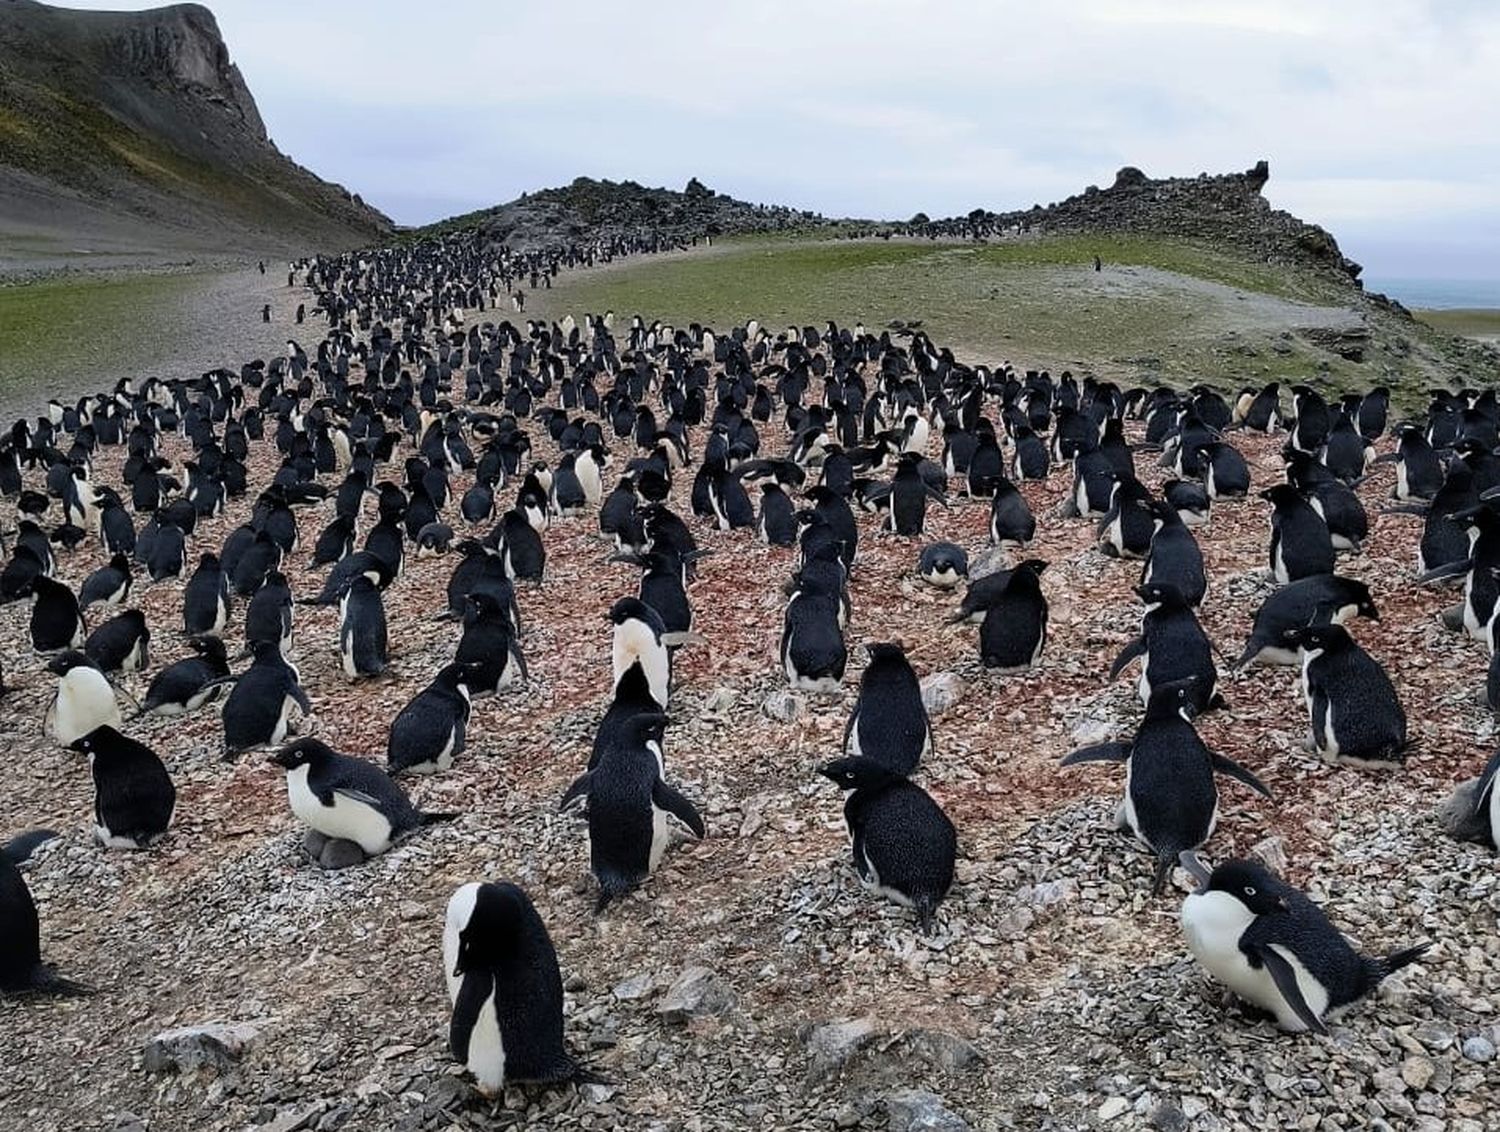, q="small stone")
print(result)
[919,672,966,716]
[1461,1036,1495,1063]
[885,1089,969,1132]
[260,1106,320,1132]
[1401,1056,1435,1090]
[398,901,425,922]
[903,1030,981,1072]
[762,689,805,723]
[1150,1102,1188,1132]
[804,1017,880,1074]
[701,687,736,715]
[1097,1097,1130,1122]
[143,1023,259,1074]
[1250,835,1288,875]
[612,973,654,1001]
[580,1083,618,1104]
[655,965,735,1023]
